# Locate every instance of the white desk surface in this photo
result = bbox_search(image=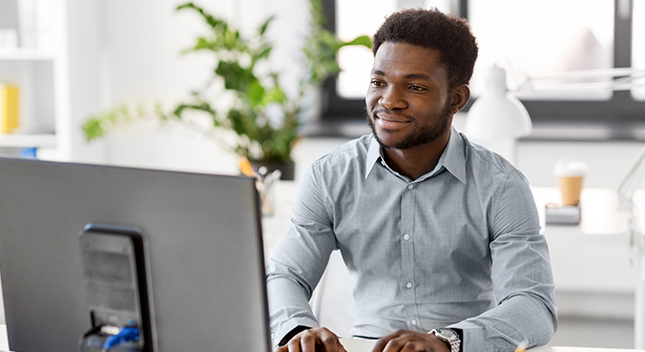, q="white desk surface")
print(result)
[338,338,645,352]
